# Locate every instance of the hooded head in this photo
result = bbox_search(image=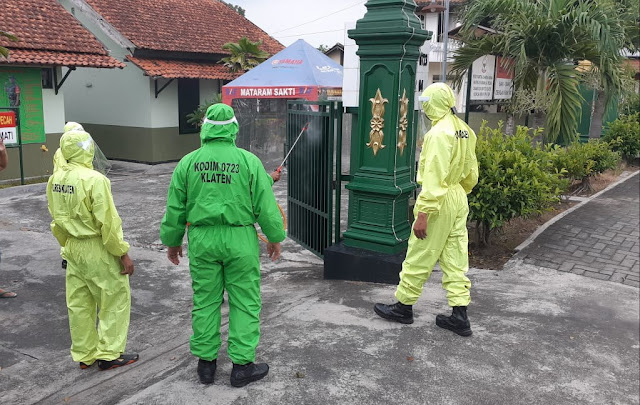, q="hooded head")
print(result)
[63,121,84,132]
[200,103,239,144]
[59,130,95,169]
[420,83,456,122]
